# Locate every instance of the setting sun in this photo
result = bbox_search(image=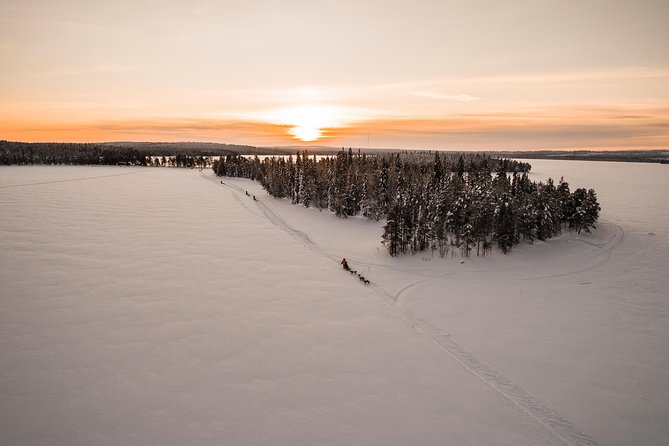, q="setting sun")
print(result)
[289,126,322,142]
[264,104,363,142]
